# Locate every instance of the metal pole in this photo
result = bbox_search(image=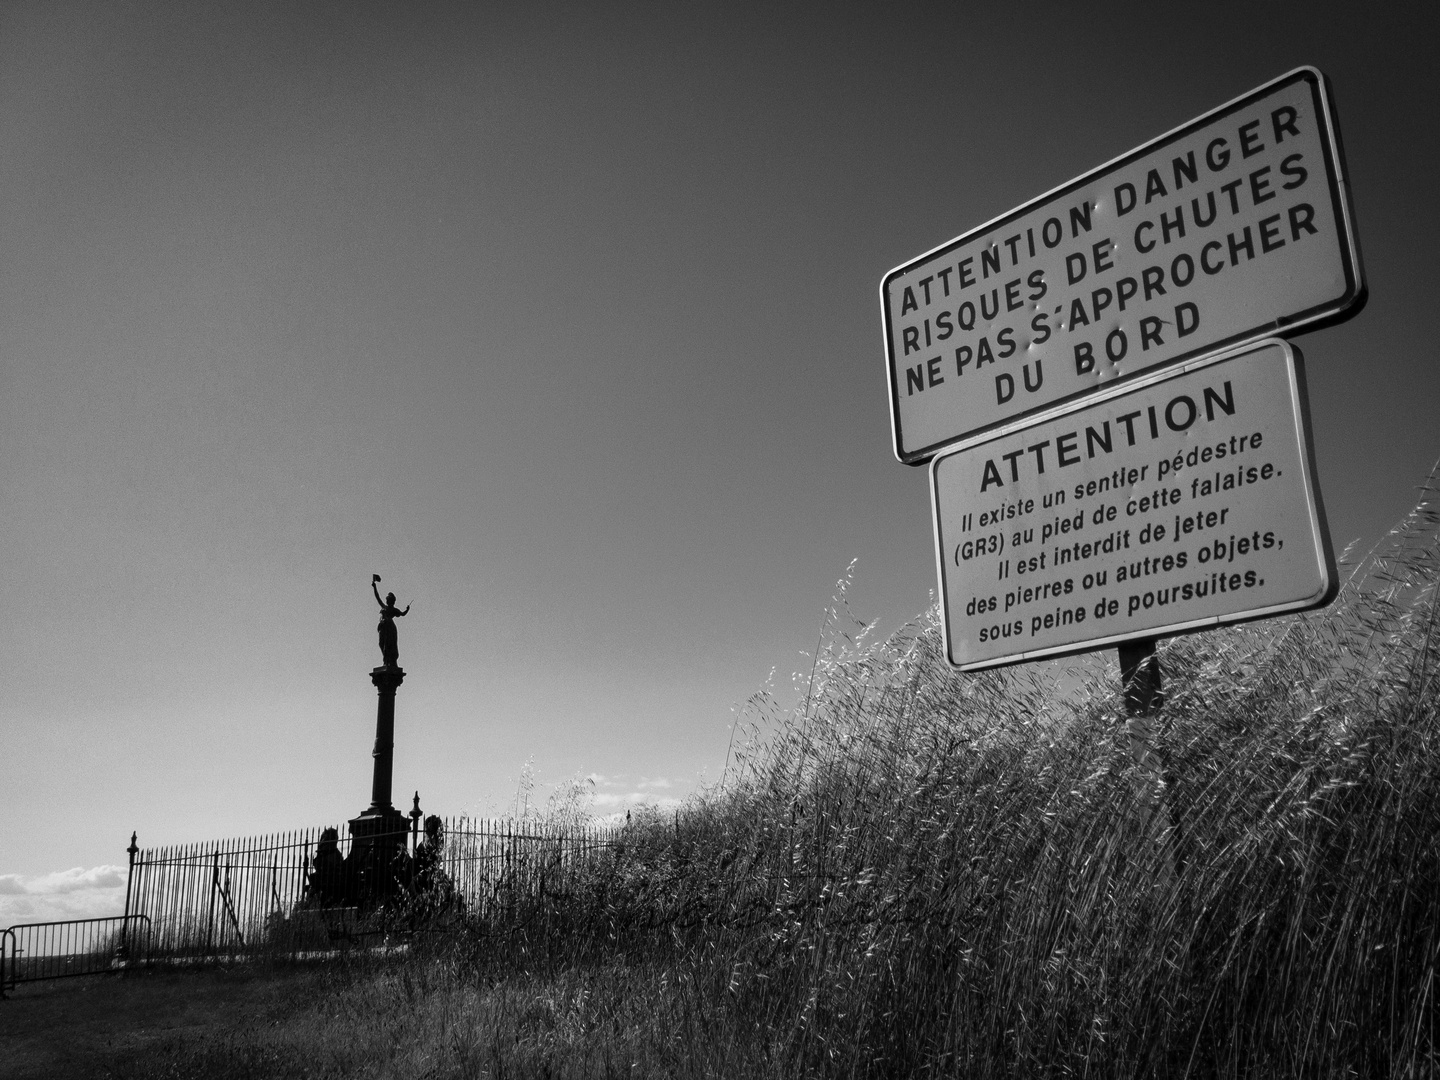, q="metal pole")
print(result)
[1117,638,1179,883]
